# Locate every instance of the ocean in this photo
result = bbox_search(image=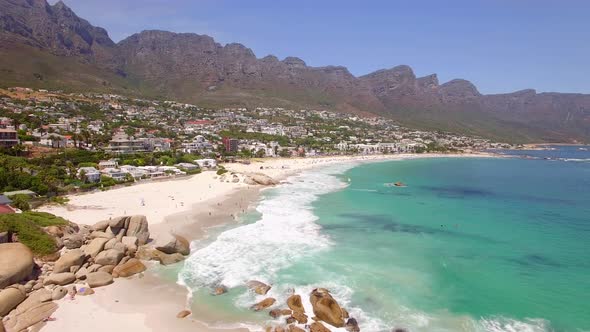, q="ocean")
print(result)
[177,147,590,332]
